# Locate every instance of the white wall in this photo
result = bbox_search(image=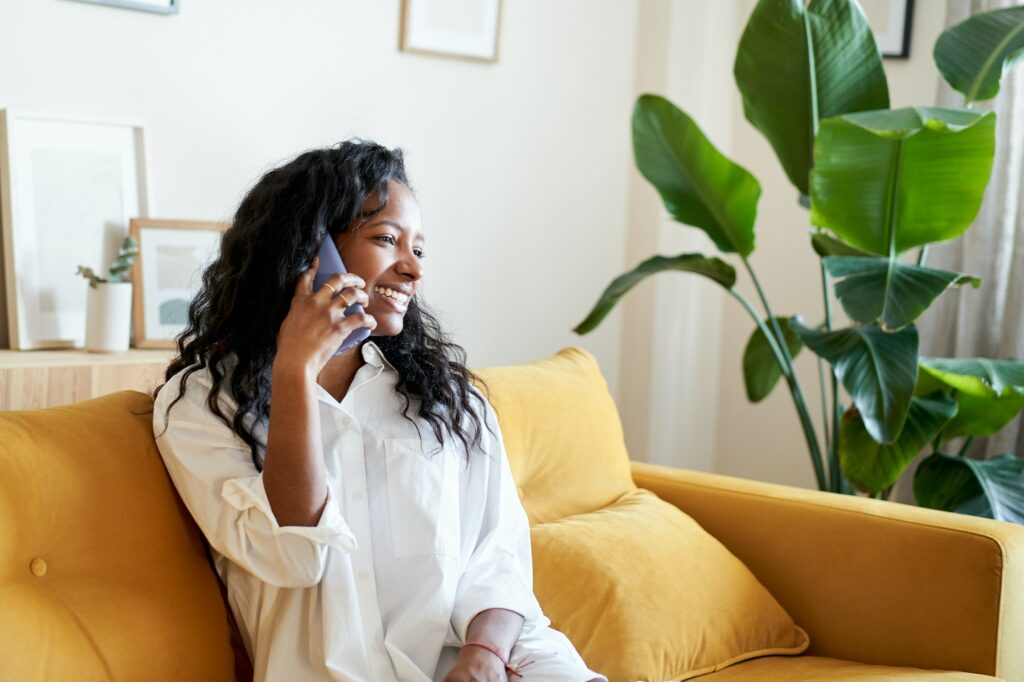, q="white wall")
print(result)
[0,0,638,394]
[2,0,958,488]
